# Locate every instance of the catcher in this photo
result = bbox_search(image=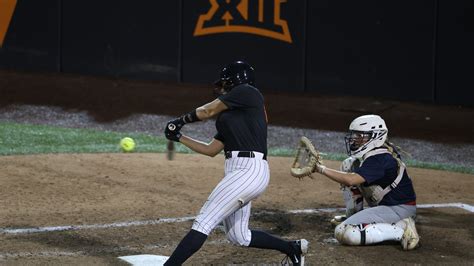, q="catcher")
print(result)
[291,114,420,250]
